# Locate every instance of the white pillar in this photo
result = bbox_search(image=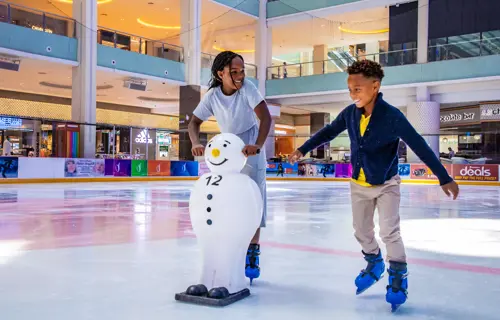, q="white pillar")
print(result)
[407,86,440,163]
[417,0,429,64]
[72,0,97,158]
[255,0,268,96]
[181,0,201,85]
